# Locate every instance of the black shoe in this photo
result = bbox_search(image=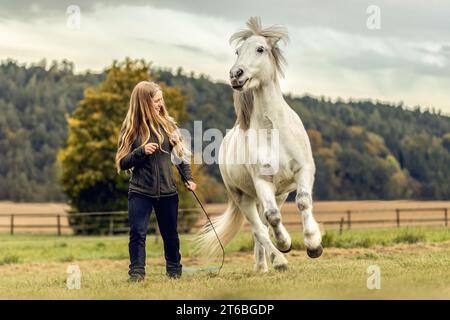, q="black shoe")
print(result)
[166,271,181,279]
[128,273,145,283]
[166,262,182,279]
